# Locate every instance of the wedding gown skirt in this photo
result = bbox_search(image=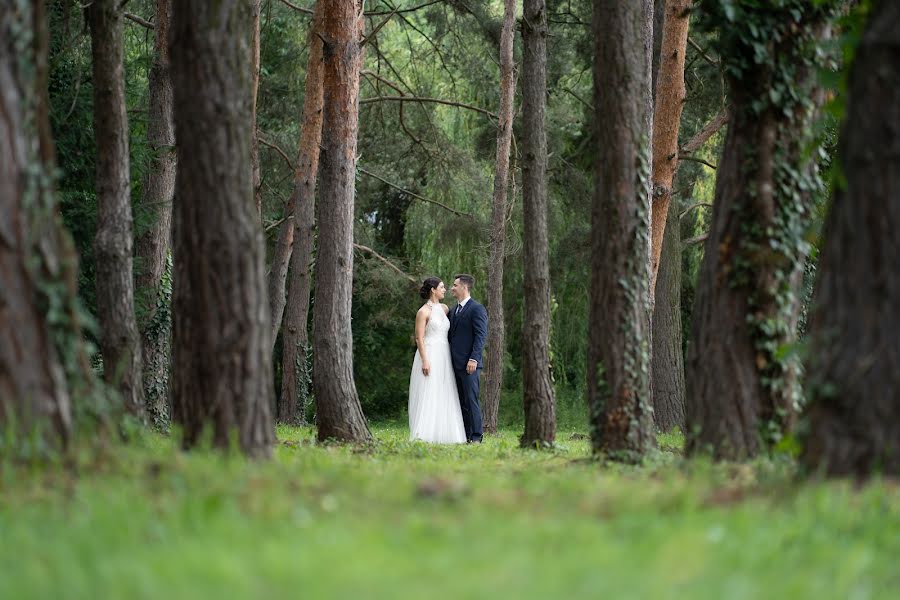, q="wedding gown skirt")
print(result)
[408,304,467,444]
